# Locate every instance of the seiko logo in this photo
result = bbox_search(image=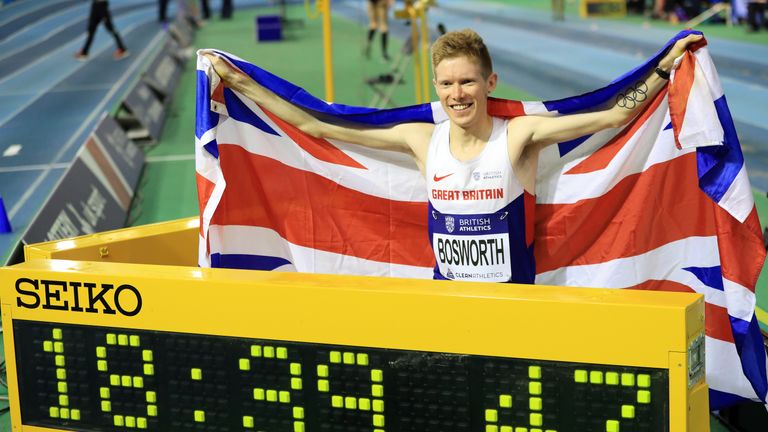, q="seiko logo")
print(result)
[15,278,142,316]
